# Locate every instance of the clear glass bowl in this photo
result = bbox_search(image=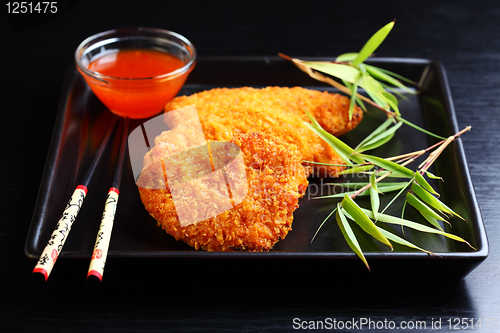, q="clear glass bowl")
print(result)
[75,27,196,119]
